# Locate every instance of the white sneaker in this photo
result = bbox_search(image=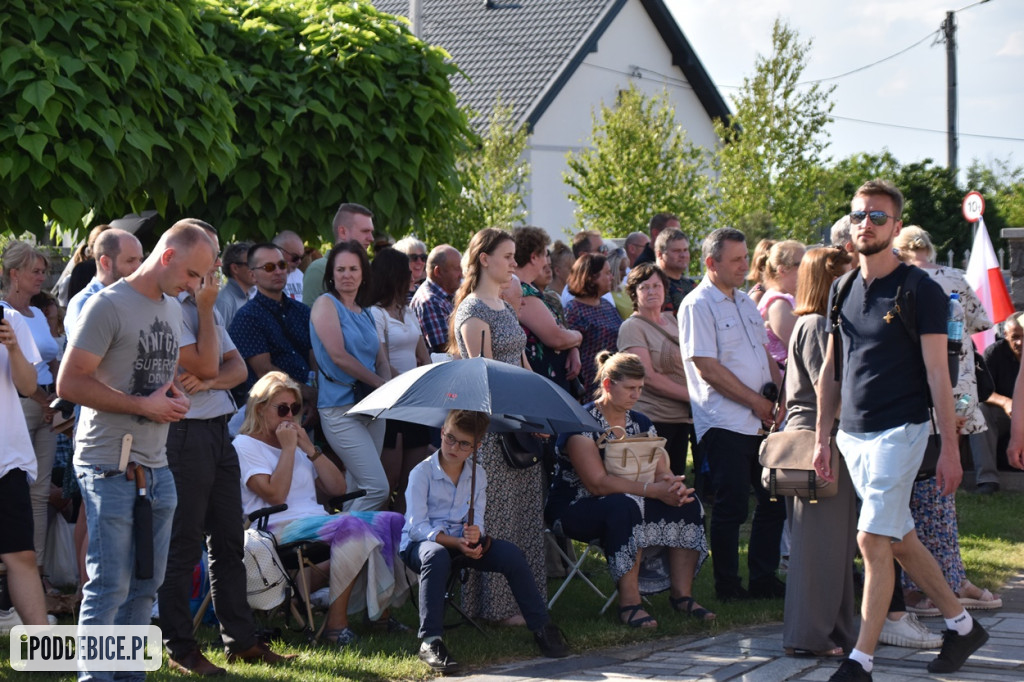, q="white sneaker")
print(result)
[879,612,943,648]
[0,608,59,635]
